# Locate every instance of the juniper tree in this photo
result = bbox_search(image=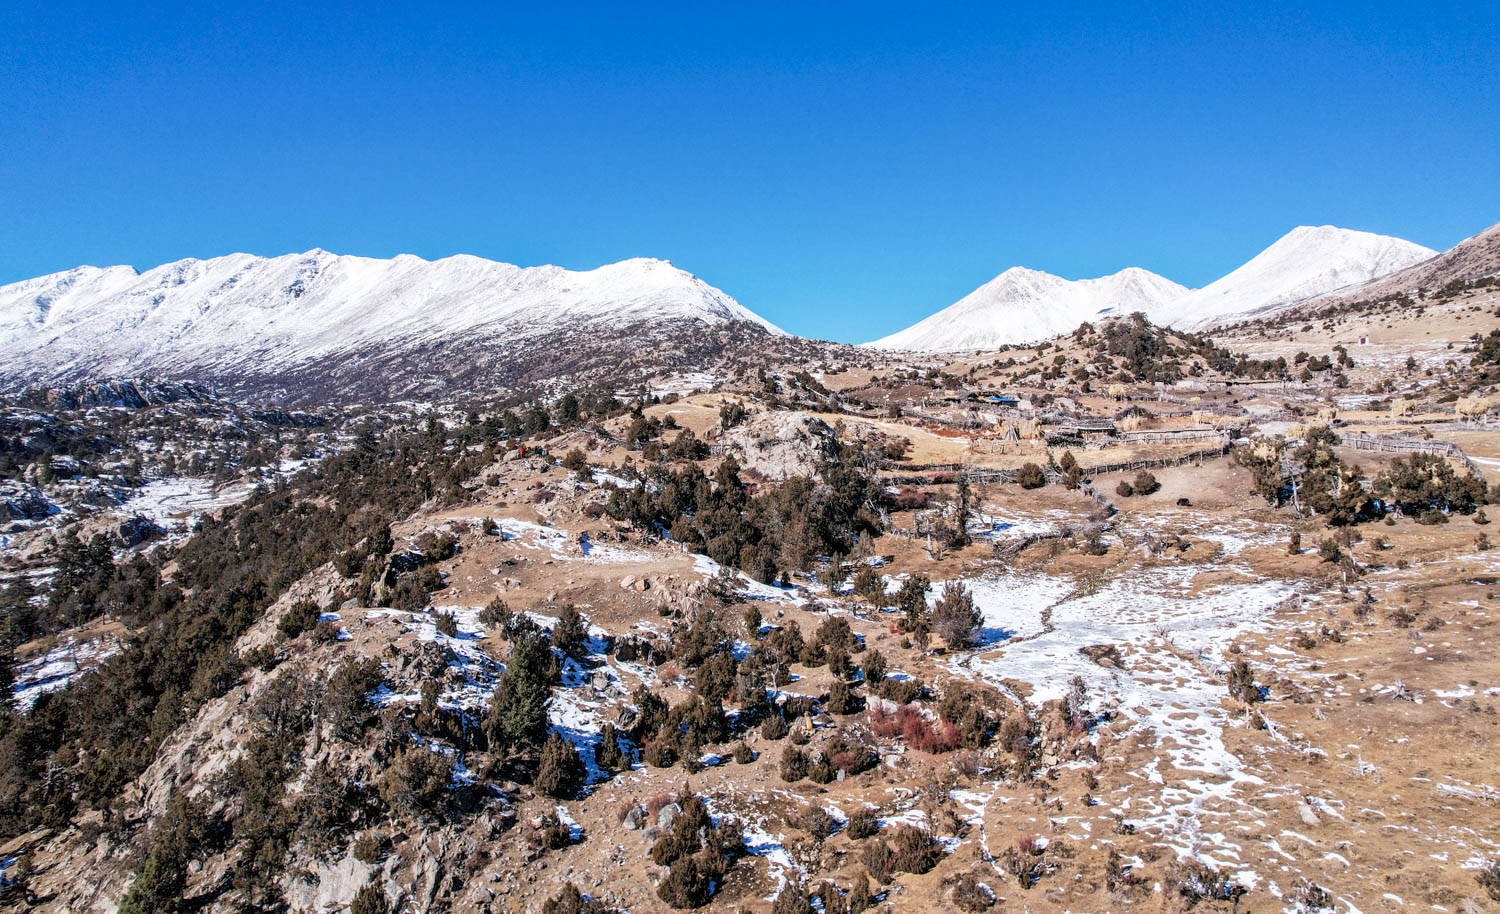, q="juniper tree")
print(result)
[553,604,588,659]
[896,575,931,644]
[595,722,627,772]
[852,565,884,605]
[932,581,982,648]
[485,630,554,755]
[536,732,587,798]
[1016,463,1046,490]
[1059,450,1082,489]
